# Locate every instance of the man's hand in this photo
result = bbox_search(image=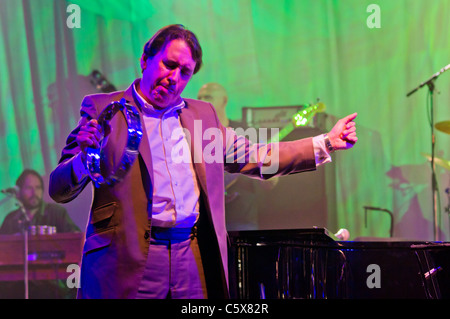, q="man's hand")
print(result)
[328,112,358,151]
[76,119,103,162]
